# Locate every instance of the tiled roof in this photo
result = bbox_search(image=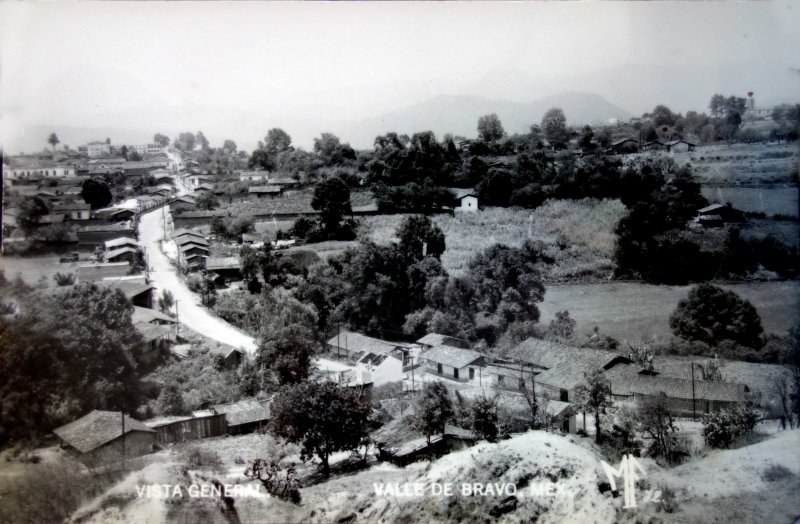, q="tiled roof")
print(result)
[326,331,404,356]
[97,278,153,300]
[104,237,139,250]
[132,306,176,324]
[628,375,748,402]
[248,185,282,193]
[417,333,469,348]
[423,346,484,369]
[205,257,240,271]
[54,410,155,453]
[212,398,271,427]
[135,322,173,344]
[106,246,138,260]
